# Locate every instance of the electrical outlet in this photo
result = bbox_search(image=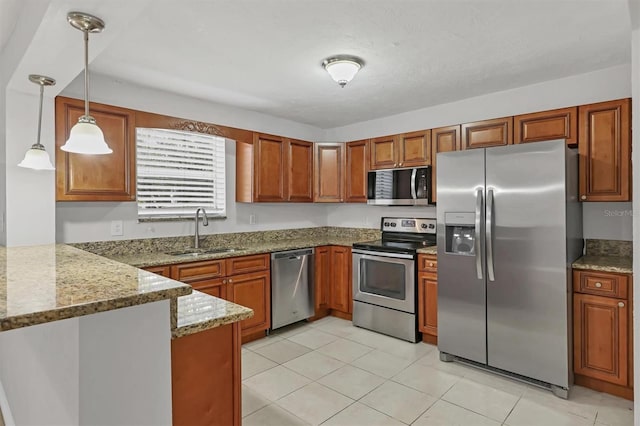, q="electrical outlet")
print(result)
[249,214,257,225]
[110,220,124,236]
